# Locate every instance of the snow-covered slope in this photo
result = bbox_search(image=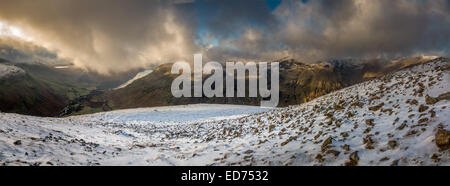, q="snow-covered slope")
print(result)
[0,63,24,79]
[0,58,448,166]
[0,104,271,165]
[115,69,153,89]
